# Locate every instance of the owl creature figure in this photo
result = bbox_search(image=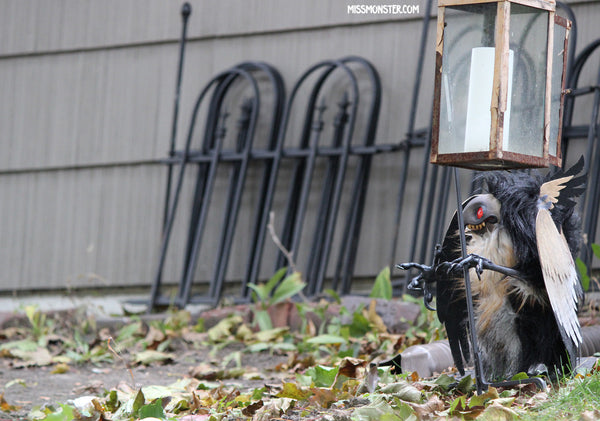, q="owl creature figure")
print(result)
[399,158,586,381]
